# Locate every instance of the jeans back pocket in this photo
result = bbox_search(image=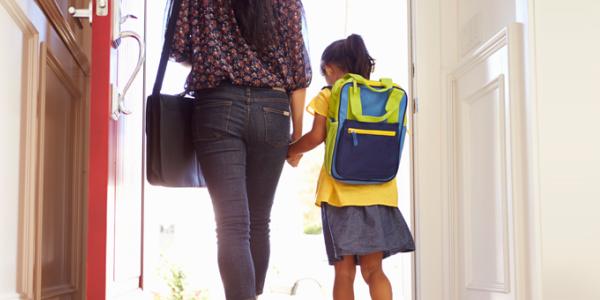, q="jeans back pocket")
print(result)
[192,100,233,142]
[262,106,290,147]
